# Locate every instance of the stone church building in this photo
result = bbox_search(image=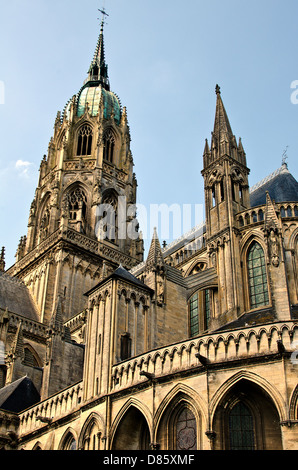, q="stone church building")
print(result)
[0,18,297,451]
